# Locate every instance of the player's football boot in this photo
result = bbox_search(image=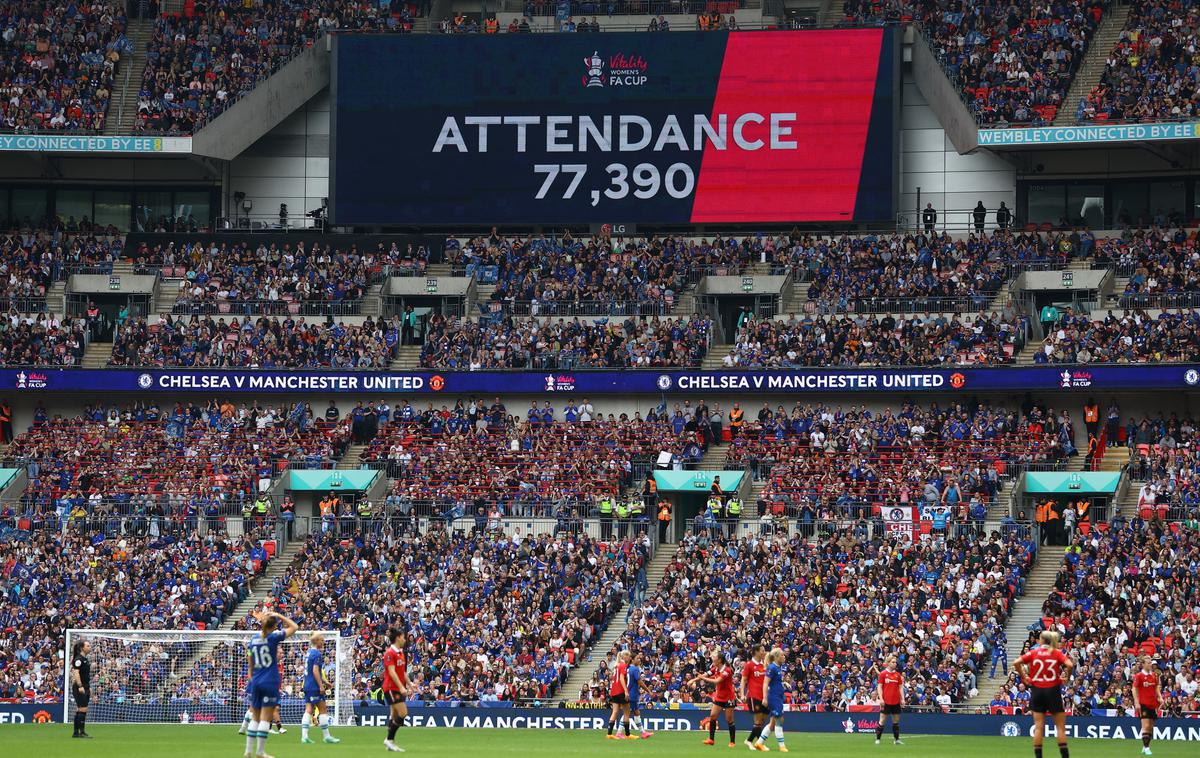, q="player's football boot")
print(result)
[323,736,342,744]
